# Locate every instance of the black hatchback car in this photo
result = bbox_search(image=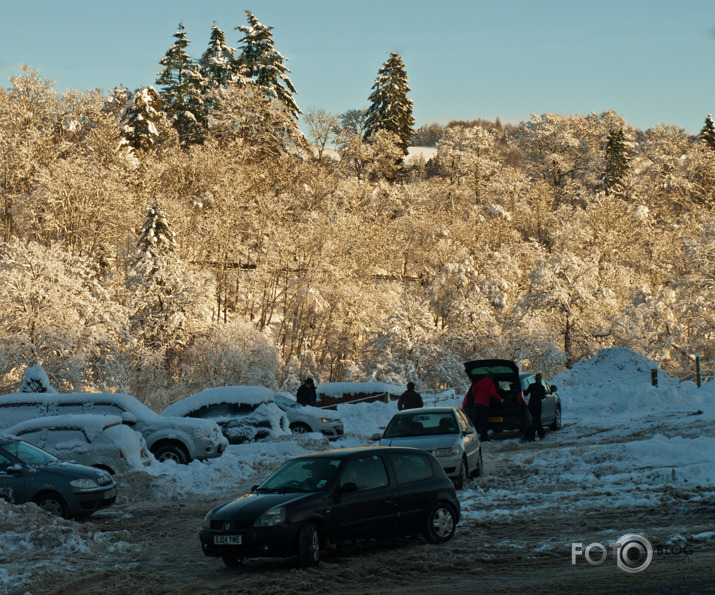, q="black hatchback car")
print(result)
[463,359,561,434]
[0,437,117,519]
[200,446,461,568]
